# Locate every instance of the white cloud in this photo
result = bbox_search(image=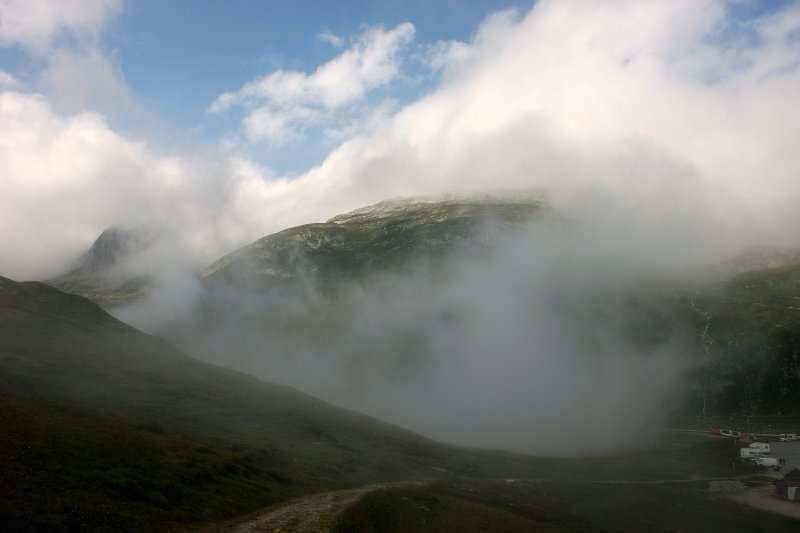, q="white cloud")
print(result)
[0,0,122,52]
[226,0,800,249]
[0,90,284,280]
[0,0,131,117]
[39,47,134,116]
[425,38,472,73]
[0,68,20,88]
[210,23,415,143]
[2,0,800,283]
[317,29,344,48]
